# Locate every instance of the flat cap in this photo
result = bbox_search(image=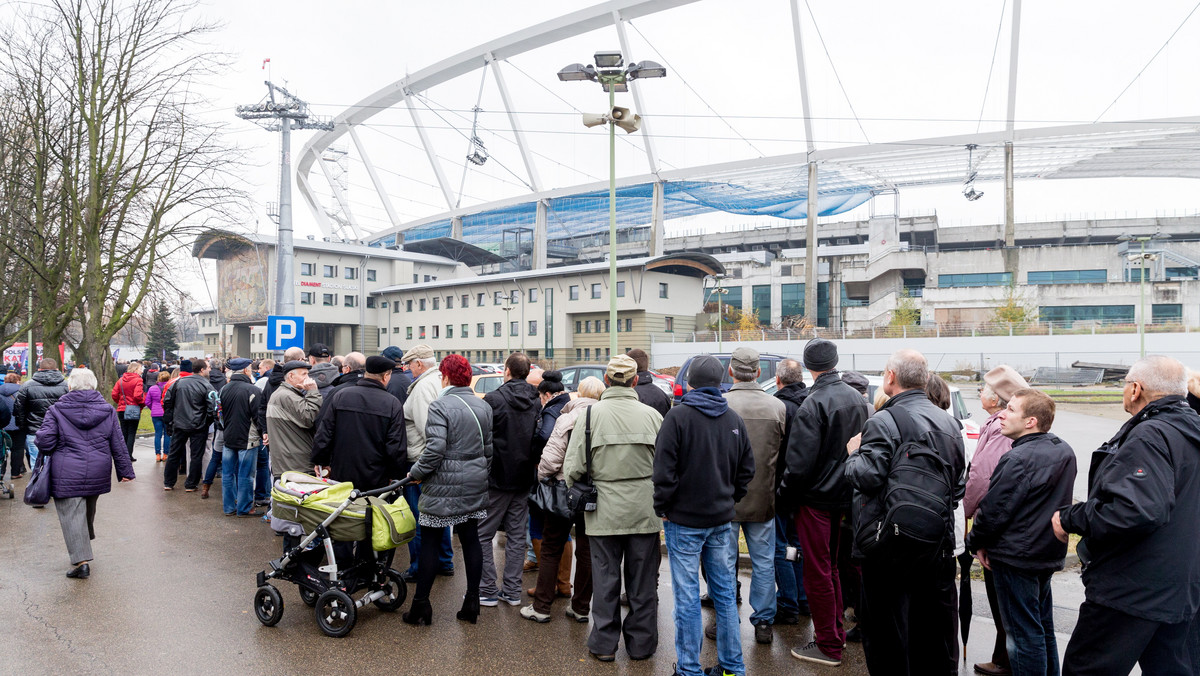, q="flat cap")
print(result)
[730,346,759,371]
[381,345,405,362]
[366,355,394,375]
[281,360,310,374]
[401,344,434,364]
[605,354,638,385]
